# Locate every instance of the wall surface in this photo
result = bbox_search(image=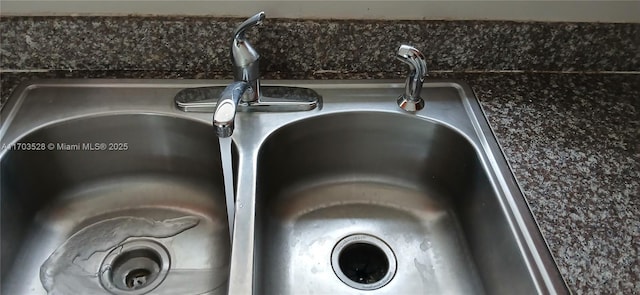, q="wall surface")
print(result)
[1,0,640,23]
